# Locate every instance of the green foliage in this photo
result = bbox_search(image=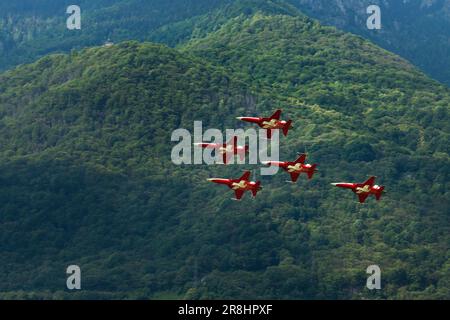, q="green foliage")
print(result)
[0,2,448,300]
[285,0,450,86]
[1,0,449,88]
[0,0,233,71]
